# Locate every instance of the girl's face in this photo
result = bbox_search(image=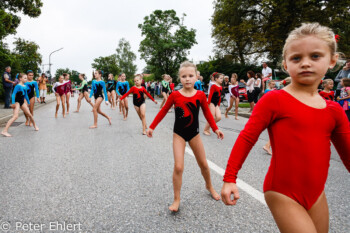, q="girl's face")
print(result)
[65,74,70,80]
[325,81,334,90]
[59,76,63,82]
[121,74,126,81]
[179,67,196,89]
[108,74,113,80]
[27,73,34,81]
[216,75,224,84]
[134,77,141,86]
[247,73,251,78]
[269,82,276,89]
[230,77,236,84]
[79,75,83,81]
[94,71,101,79]
[20,75,28,83]
[283,36,338,86]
